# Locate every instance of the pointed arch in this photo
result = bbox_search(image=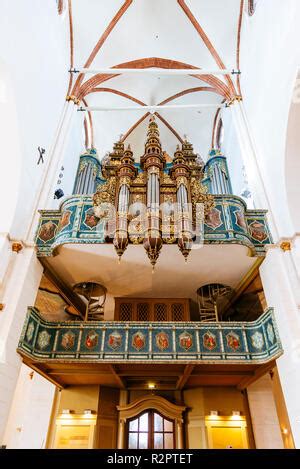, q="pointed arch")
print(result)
[77,57,232,101]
